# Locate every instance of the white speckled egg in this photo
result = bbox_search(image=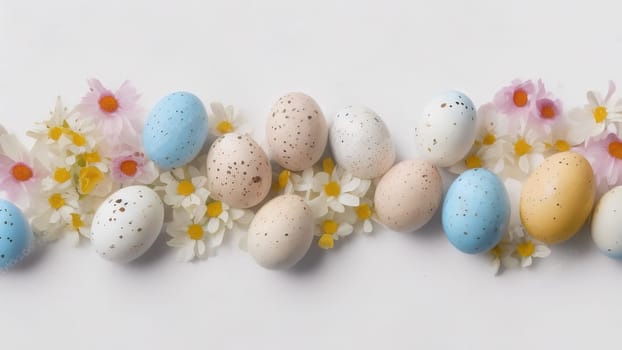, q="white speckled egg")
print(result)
[247,195,314,269]
[329,105,395,179]
[374,160,443,232]
[266,92,328,171]
[91,186,164,263]
[414,91,477,167]
[206,133,272,209]
[592,185,622,259]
